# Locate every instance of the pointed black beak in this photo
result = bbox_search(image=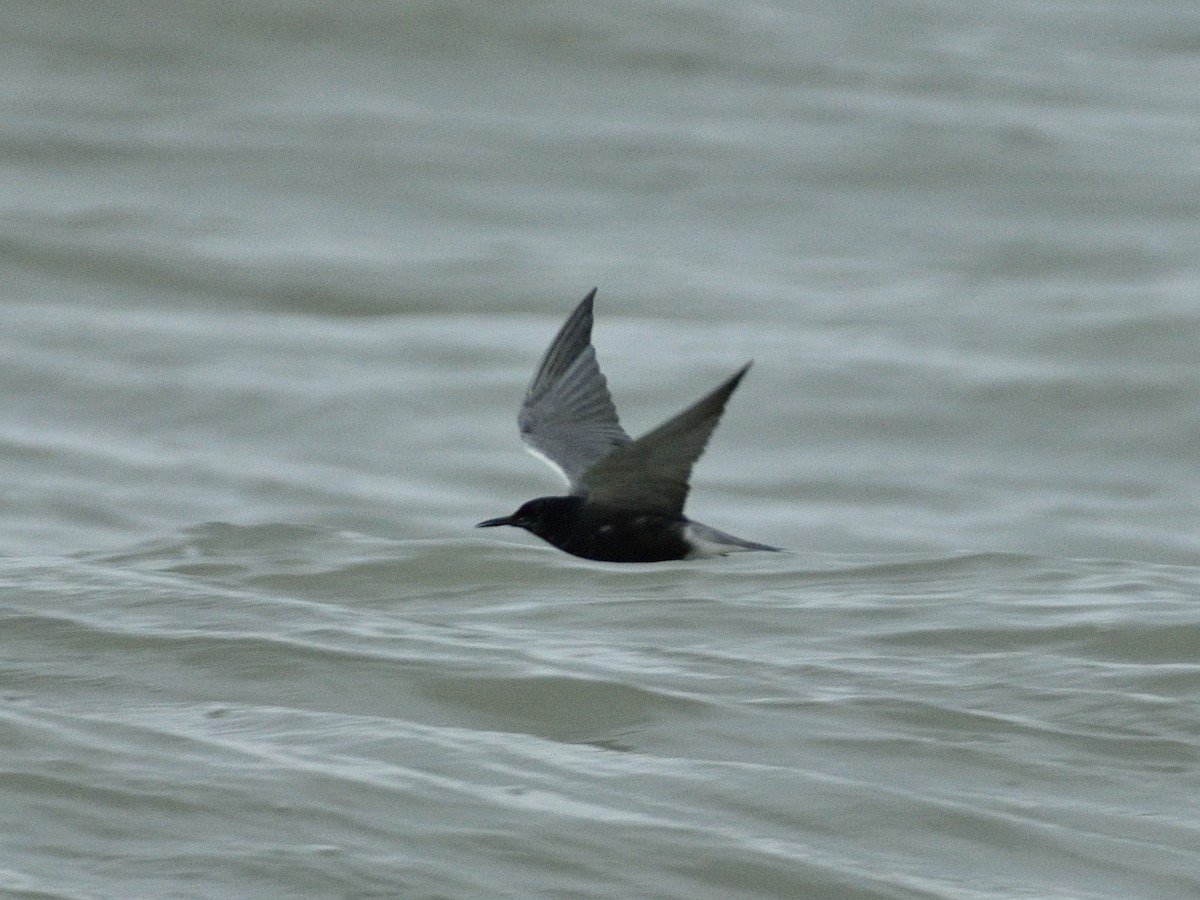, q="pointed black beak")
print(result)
[476,515,514,528]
